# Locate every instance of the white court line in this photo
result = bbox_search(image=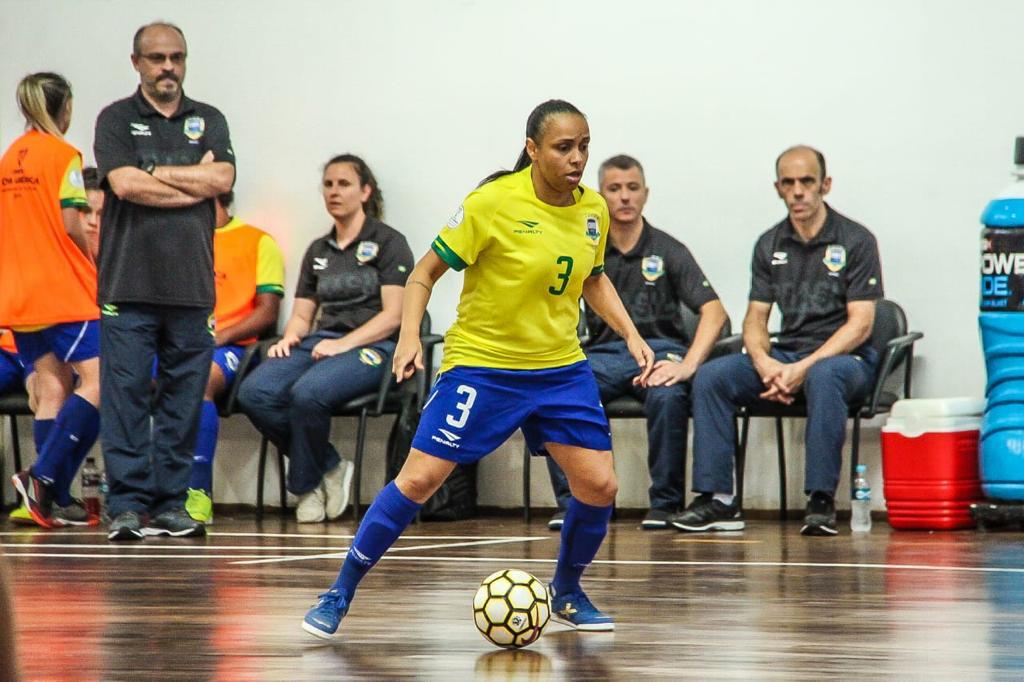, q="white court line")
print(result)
[7,548,1024,574]
[230,537,548,566]
[0,531,520,541]
[0,537,539,553]
[373,555,1024,575]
